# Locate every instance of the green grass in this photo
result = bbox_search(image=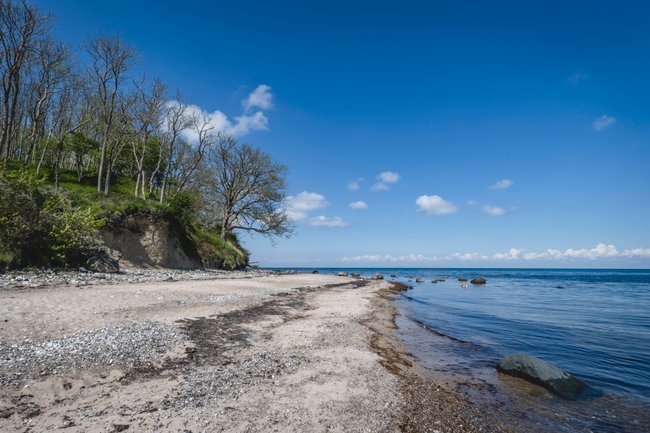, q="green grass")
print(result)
[6,163,163,218]
[193,228,249,270]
